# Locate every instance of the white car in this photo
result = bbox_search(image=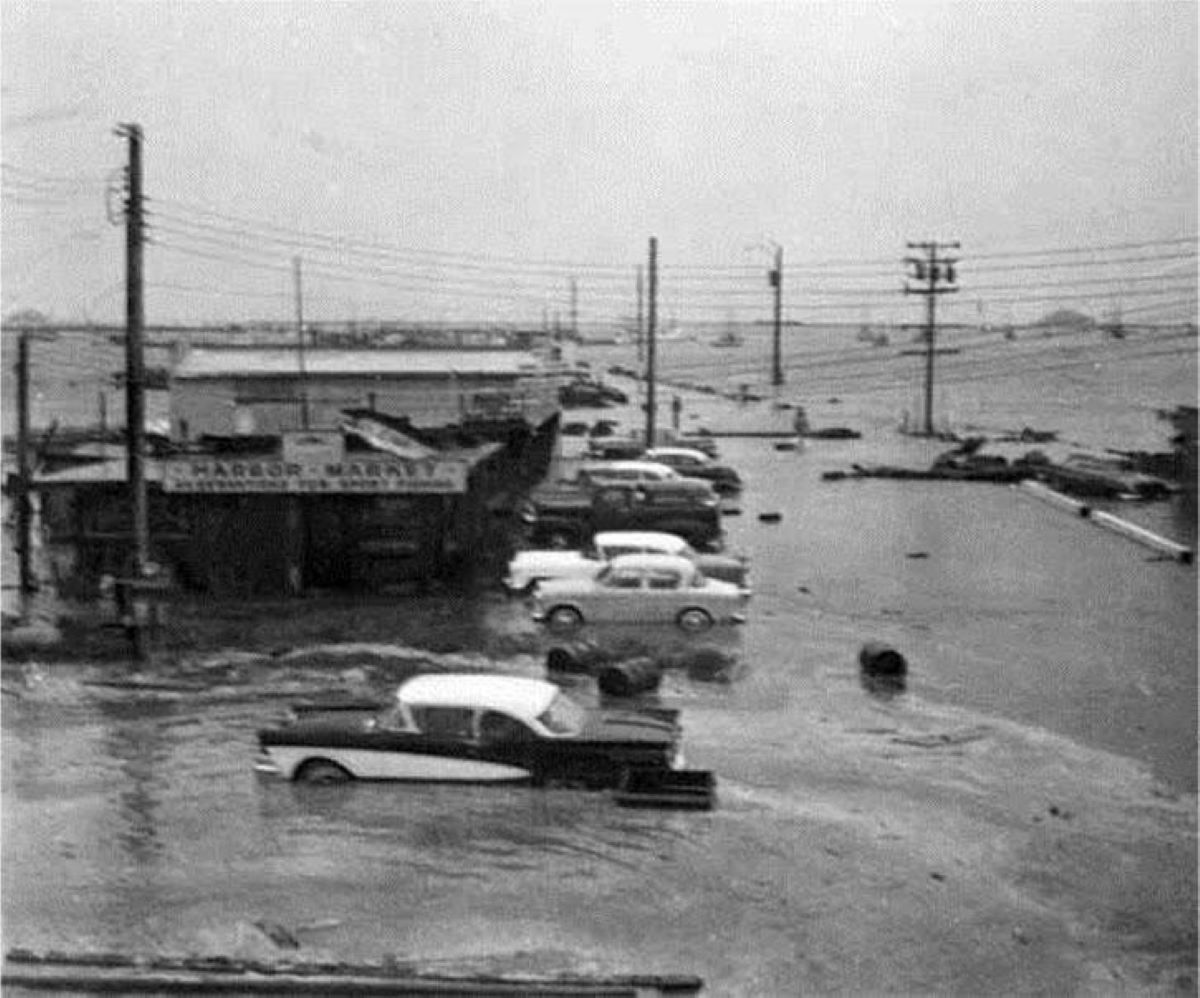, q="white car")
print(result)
[505,530,750,592]
[574,460,685,486]
[531,552,750,633]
